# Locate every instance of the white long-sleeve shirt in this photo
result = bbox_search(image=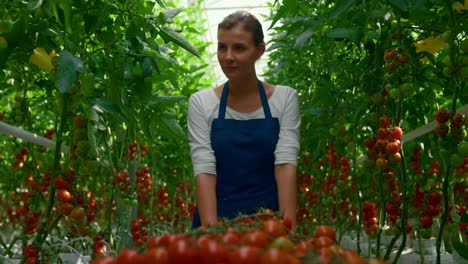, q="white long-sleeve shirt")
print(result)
[188,85,300,177]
